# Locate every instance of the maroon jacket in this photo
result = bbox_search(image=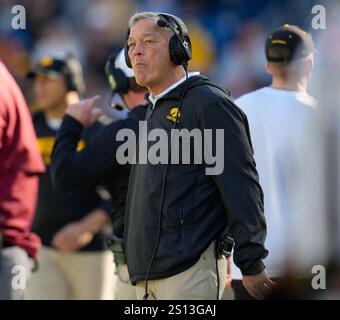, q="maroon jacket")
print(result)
[0,61,45,258]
